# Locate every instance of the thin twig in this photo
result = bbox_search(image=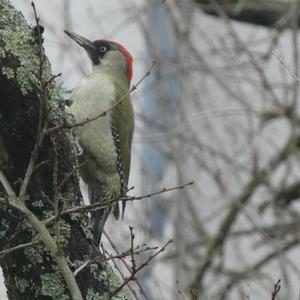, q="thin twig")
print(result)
[210,0,281,106]
[106,245,159,261]
[73,244,157,277]
[46,61,156,134]
[58,160,87,190]
[32,159,51,172]
[129,226,136,272]
[0,170,16,197]
[45,72,62,85]
[44,181,194,224]
[271,279,281,300]
[1,165,83,300]
[109,239,173,298]
[102,245,140,300]
[122,181,194,202]
[0,240,40,259]
[272,50,300,83]
[52,136,59,216]
[74,259,98,277]
[190,134,296,294]
[104,231,151,300]
[19,2,48,198]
